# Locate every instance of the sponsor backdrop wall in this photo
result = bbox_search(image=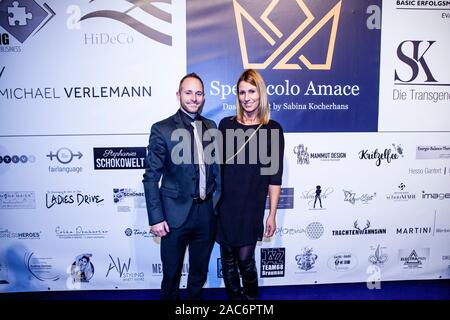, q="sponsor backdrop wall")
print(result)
[0,0,449,293]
